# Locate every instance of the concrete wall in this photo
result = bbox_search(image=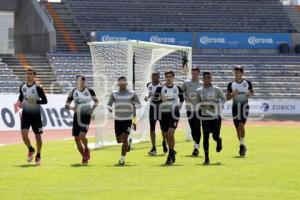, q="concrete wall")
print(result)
[0,0,20,11]
[14,0,56,54]
[291,33,300,52]
[0,12,14,54]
